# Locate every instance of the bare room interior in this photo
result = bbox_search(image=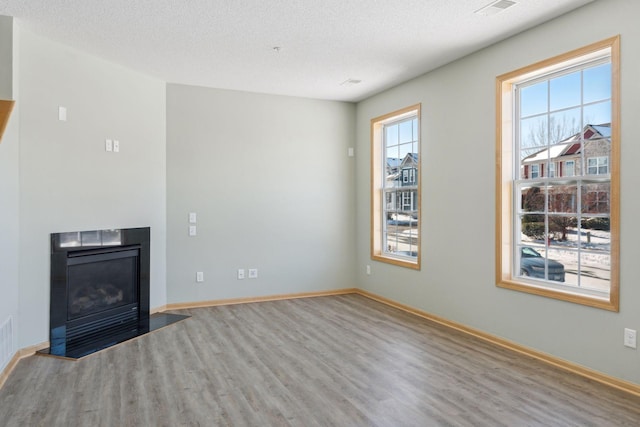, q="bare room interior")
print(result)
[1,0,640,425]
